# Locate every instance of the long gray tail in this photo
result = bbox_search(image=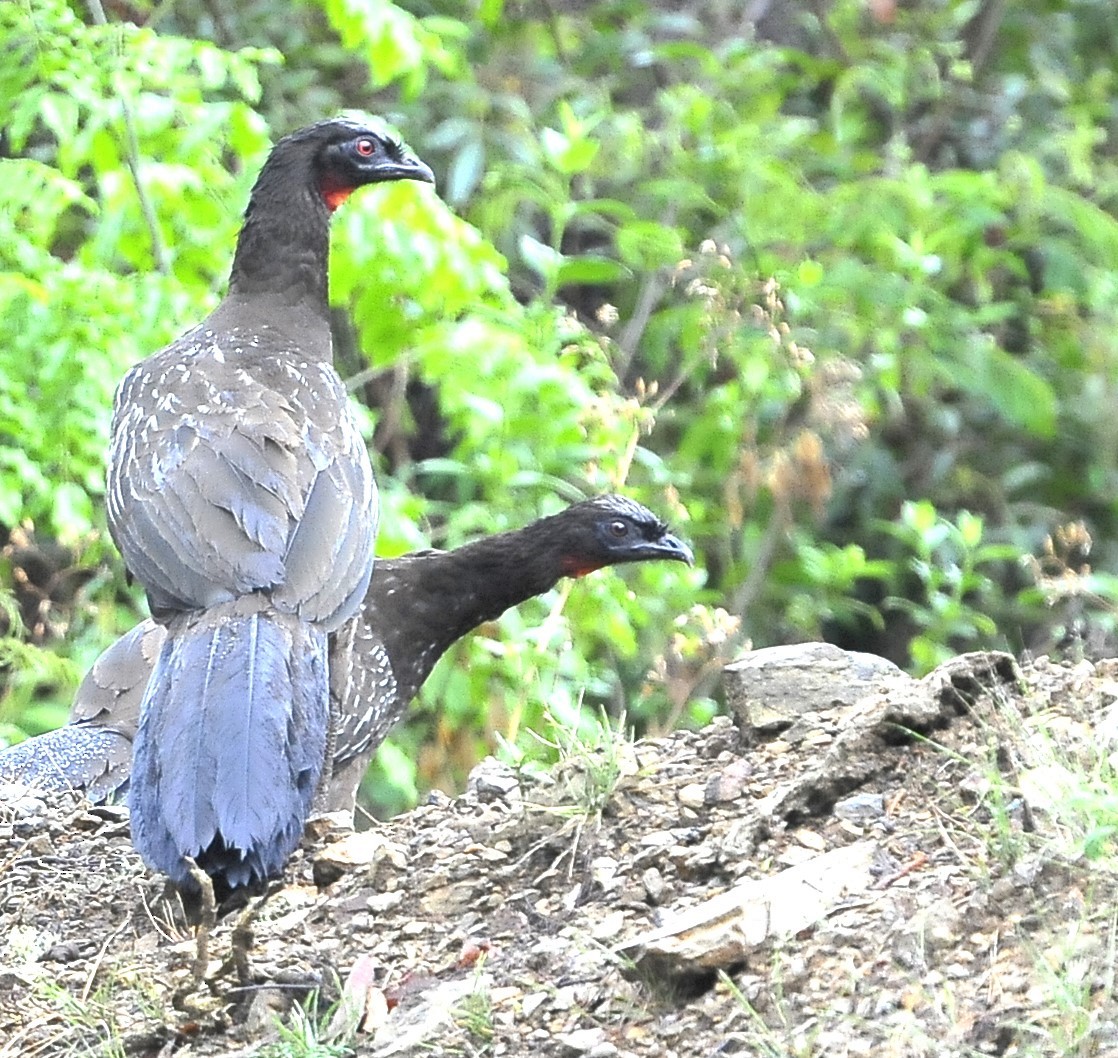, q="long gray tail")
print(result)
[128,603,328,888]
